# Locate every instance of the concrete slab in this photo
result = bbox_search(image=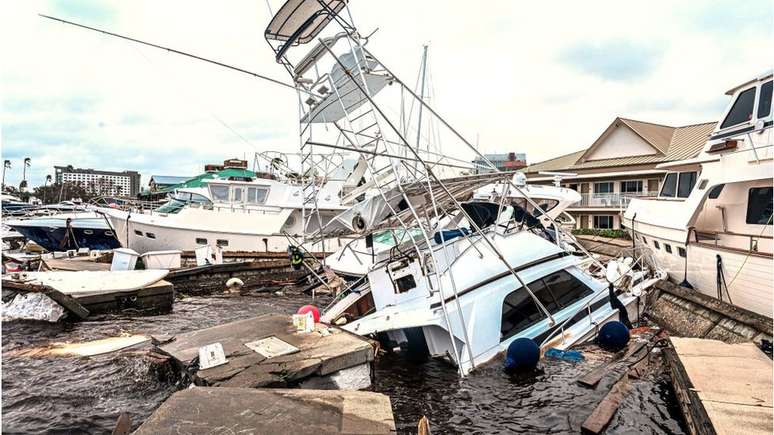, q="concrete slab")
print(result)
[156,313,376,388]
[135,387,396,434]
[670,337,773,434]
